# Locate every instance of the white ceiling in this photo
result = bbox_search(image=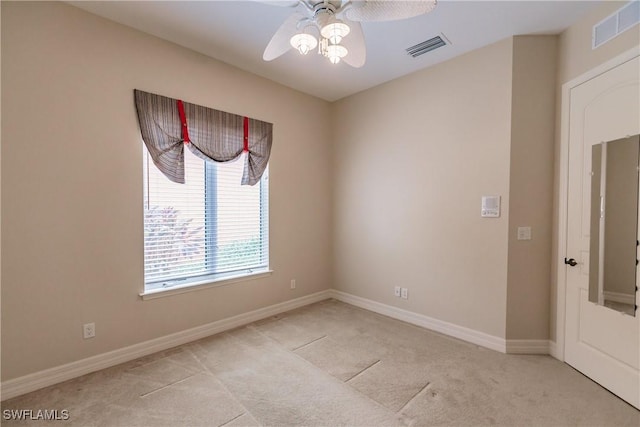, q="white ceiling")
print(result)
[68,0,599,102]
